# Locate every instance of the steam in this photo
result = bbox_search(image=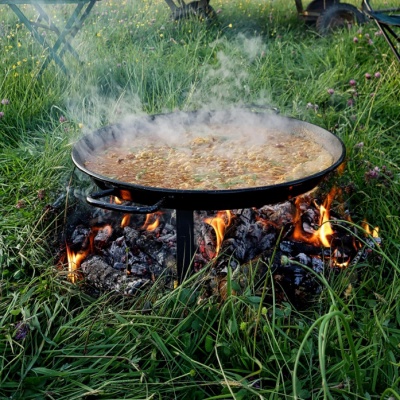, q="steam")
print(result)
[65,32,271,135]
